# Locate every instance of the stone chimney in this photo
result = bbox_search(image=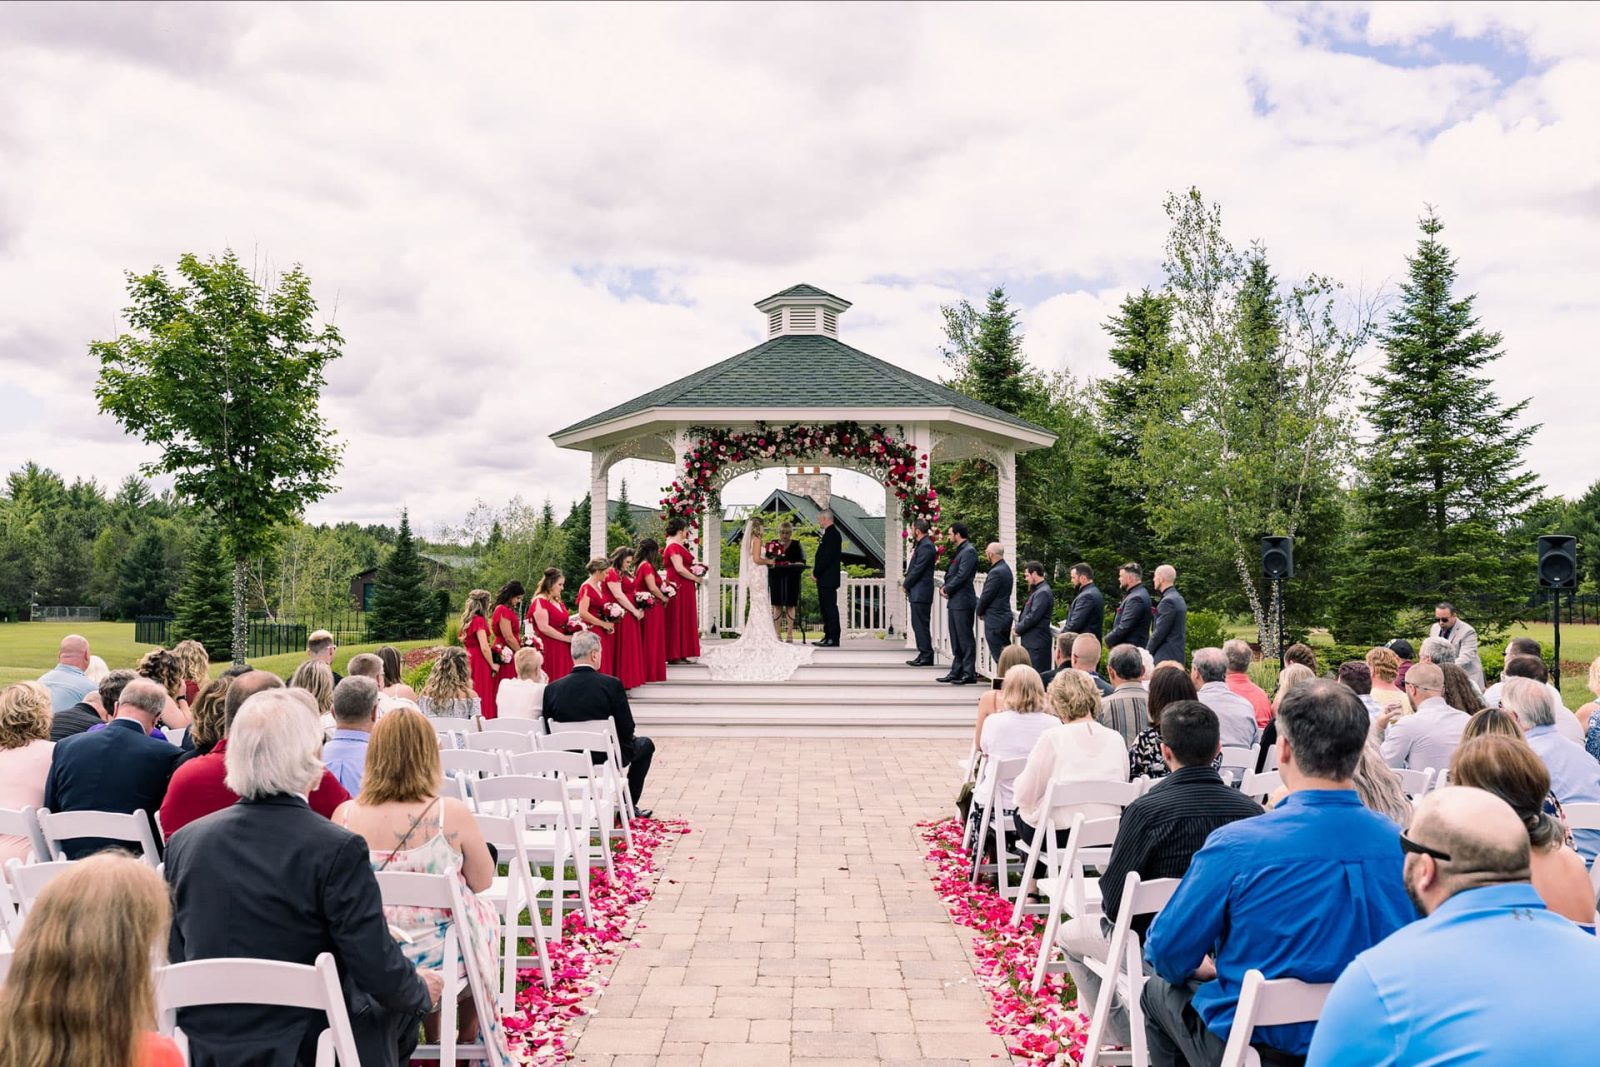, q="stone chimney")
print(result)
[787,466,832,511]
